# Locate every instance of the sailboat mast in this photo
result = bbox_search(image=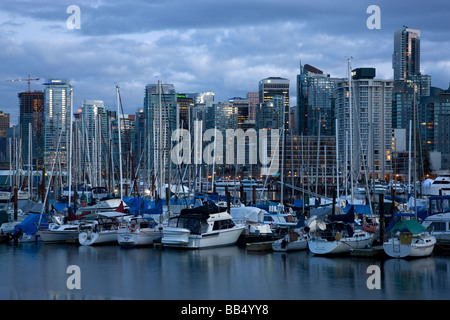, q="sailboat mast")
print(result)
[335,118,340,199]
[68,88,73,207]
[116,85,123,200]
[408,119,412,196]
[347,58,354,204]
[158,80,163,201]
